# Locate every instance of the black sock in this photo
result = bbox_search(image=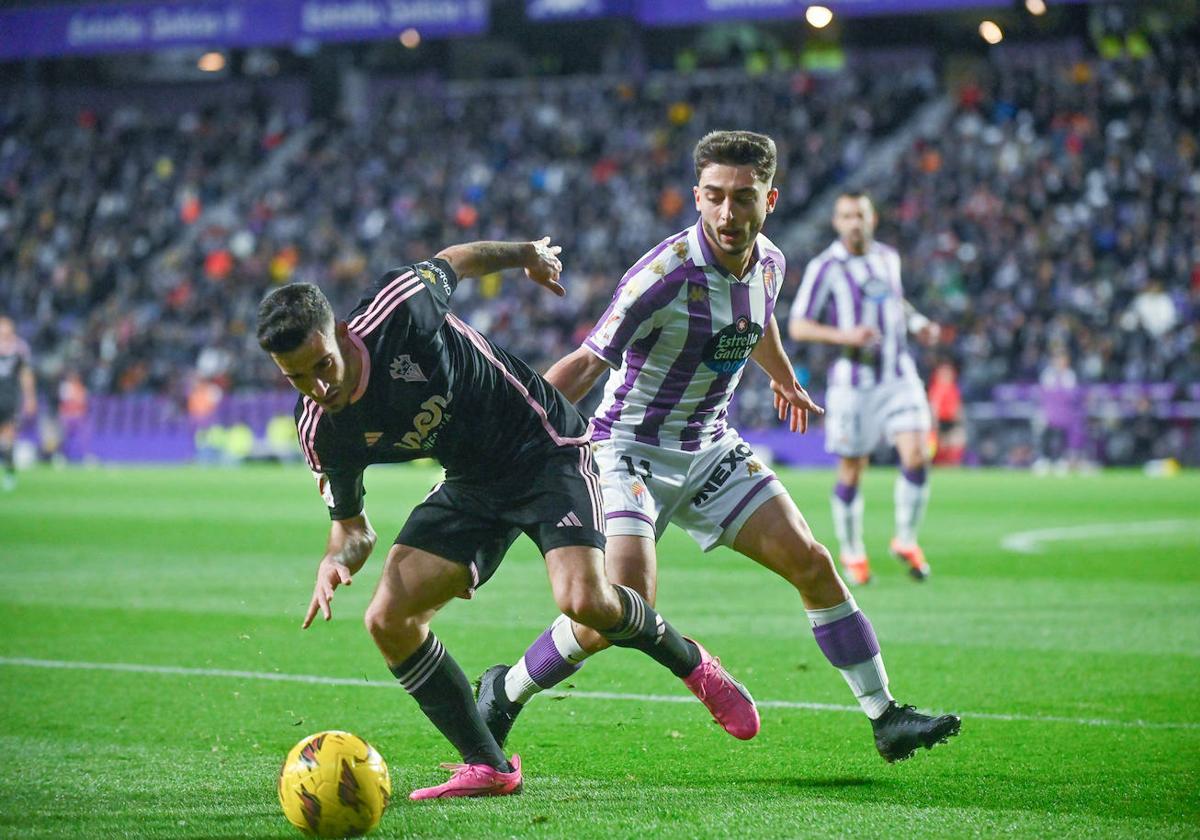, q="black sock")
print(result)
[599,584,701,678]
[389,633,510,770]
